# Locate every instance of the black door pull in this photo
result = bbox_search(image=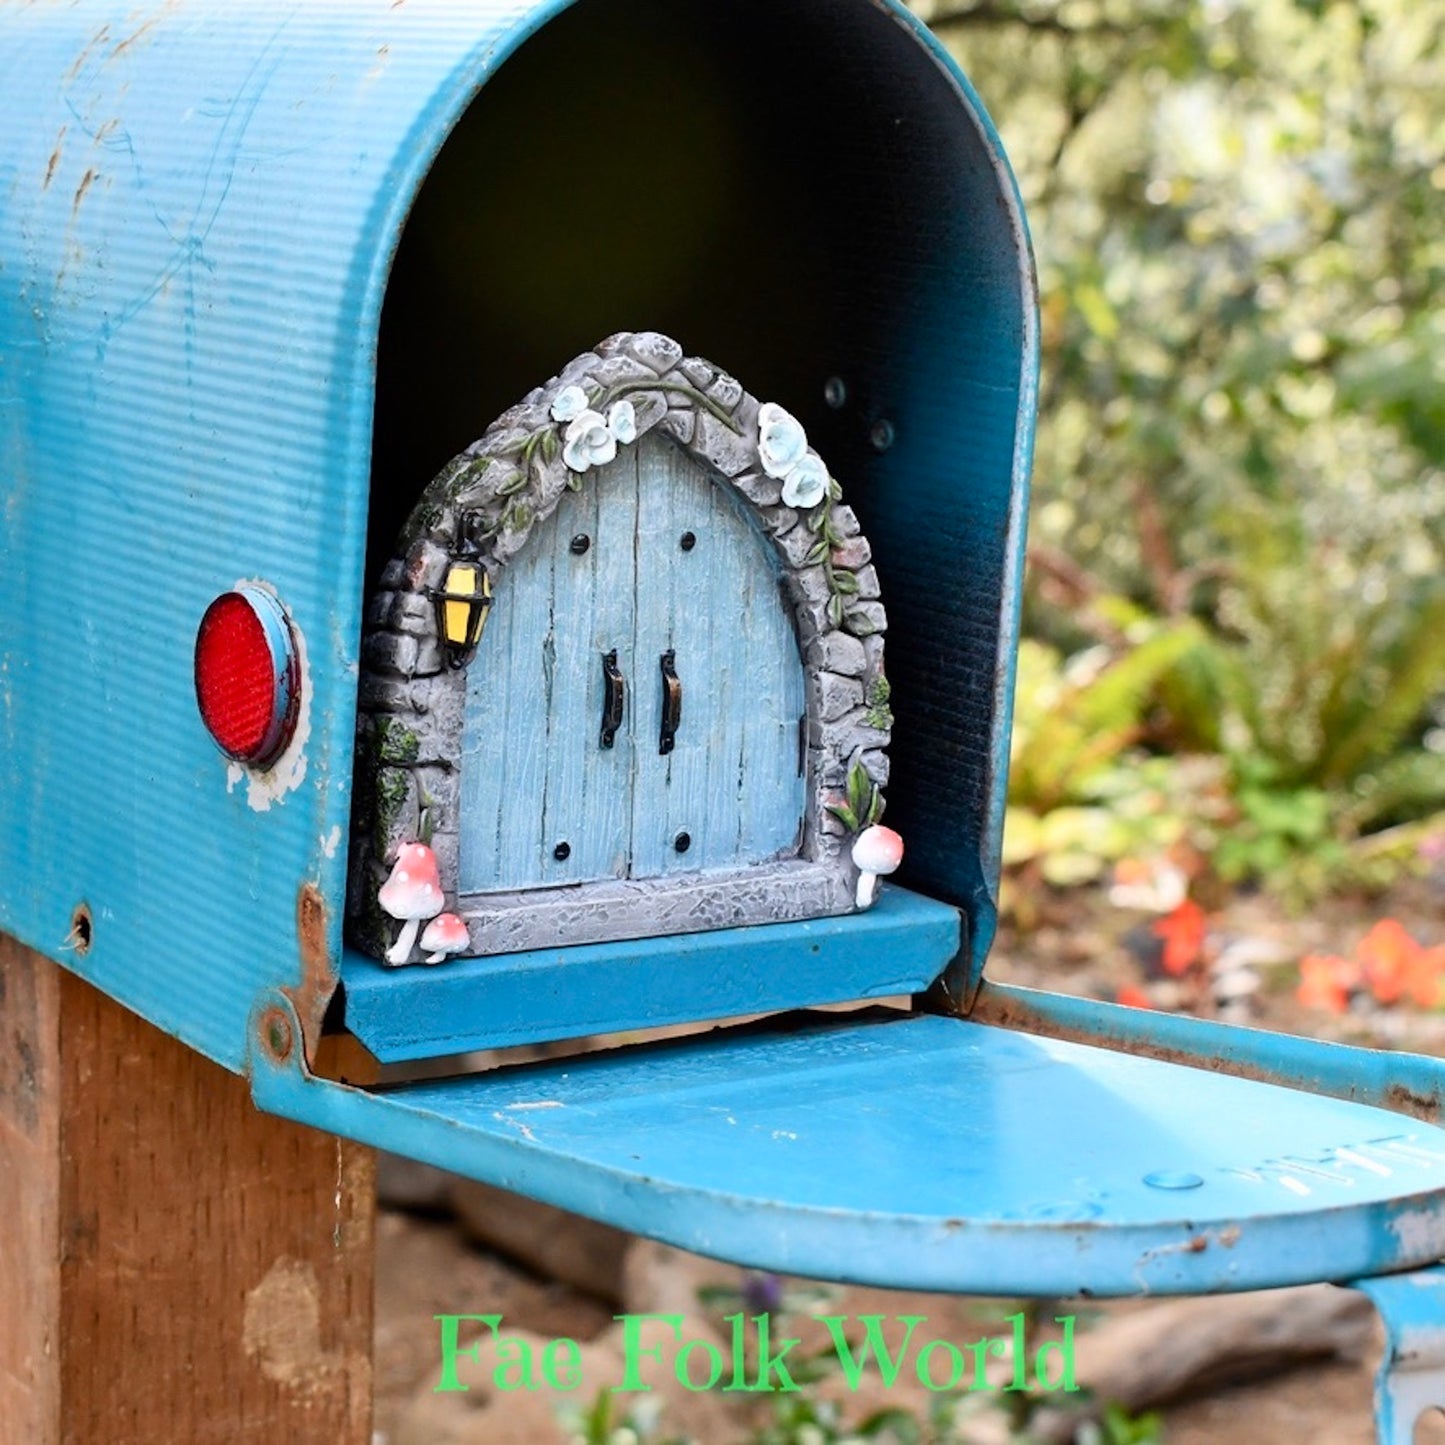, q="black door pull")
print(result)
[600,649,625,748]
[659,650,682,755]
